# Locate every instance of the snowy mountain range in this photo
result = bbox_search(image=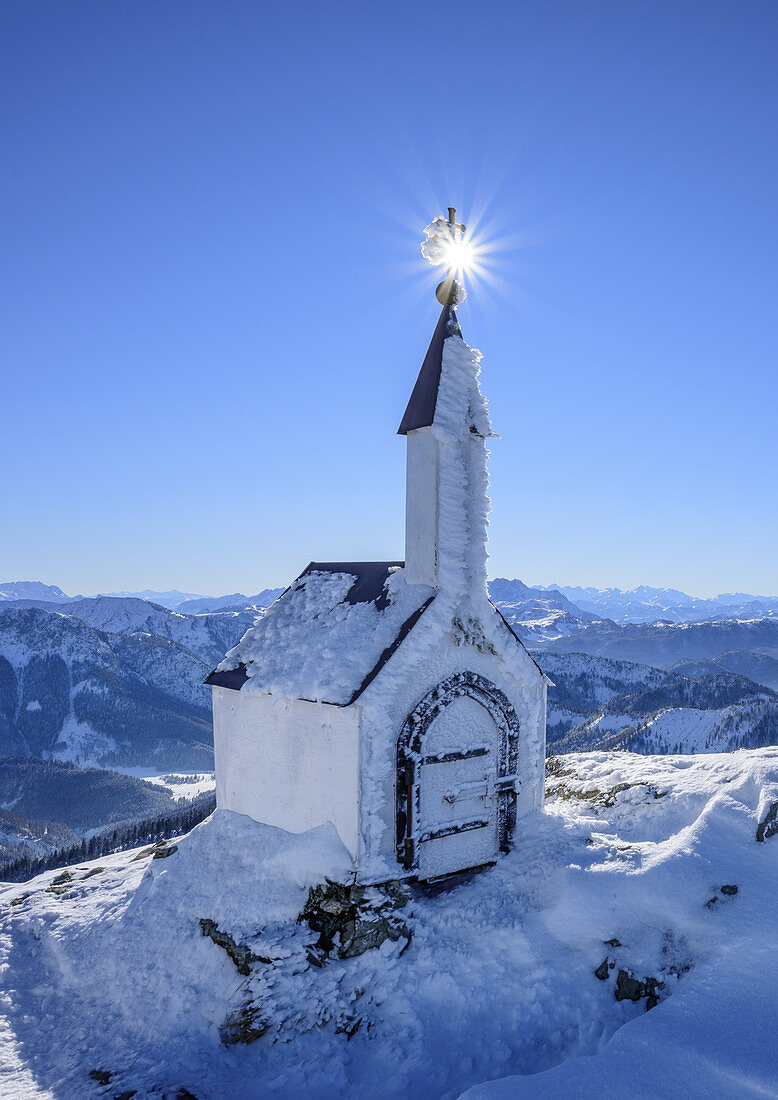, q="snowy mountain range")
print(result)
[668,650,778,690]
[535,615,778,667]
[534,583,778,624]
[1,577,778,850]
[0,605,214,770]
[560,696,778,756]
[8,595,260,668]
[538,649,778,753]
[0,581,284,613]
[7,576,777,630]
[3,580,778,770]
[0,581,76,603]
[487,578,600,643]
[545,655,778,754]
